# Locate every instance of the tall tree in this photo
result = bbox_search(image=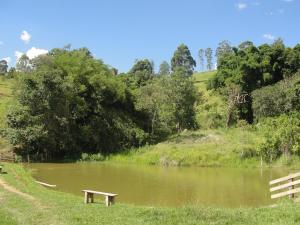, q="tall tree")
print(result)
[205,48,213,71]
[16,54,31,72]
[171,68,198,131]
[129,59,154,86]
[171,44,196,76]
[198,49,204,71]
[158,61,170,76]
[216,41,233,66]
[0,60,8,75]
